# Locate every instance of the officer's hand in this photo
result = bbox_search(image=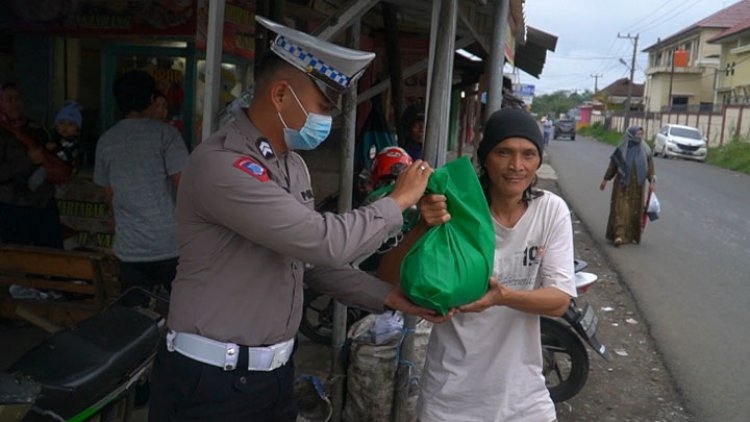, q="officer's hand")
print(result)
[419,194,450,227]
[388,160,433,211]
[384,287,455,323]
